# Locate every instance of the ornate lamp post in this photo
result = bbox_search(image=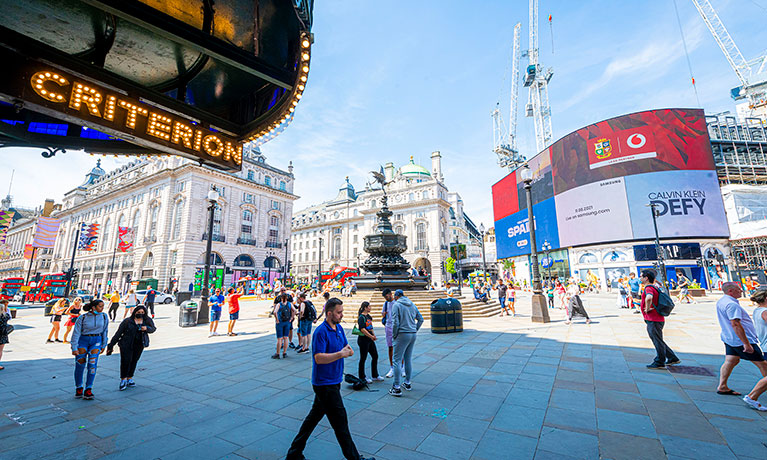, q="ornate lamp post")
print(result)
[454,235,463,296]
[284,238,289,281]
[542,241,552,284]
[521,164,550,323]
[317,229,324,290]
[648,202,668,288]
[198,186,219,324]
[266,248,275,286]
[479,223,488,286]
